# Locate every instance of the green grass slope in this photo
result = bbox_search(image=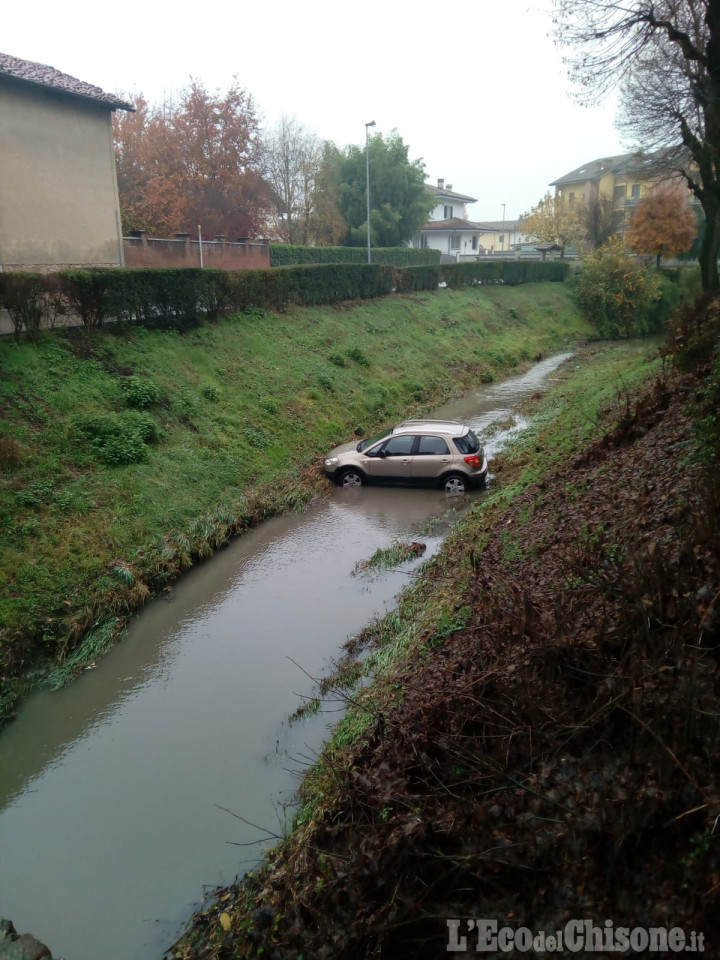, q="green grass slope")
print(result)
[0,285,590,719]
